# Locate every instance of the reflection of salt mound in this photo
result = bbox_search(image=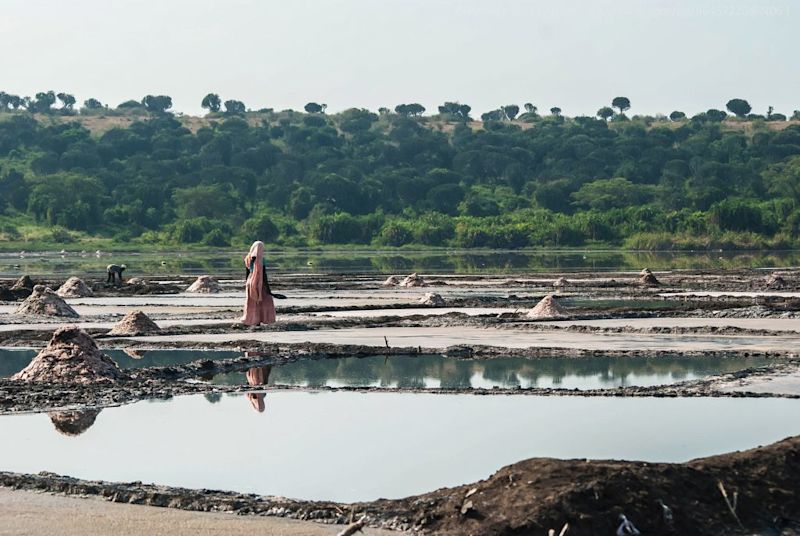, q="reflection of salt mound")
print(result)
[12,326,125,384]
[56,277,93,298]
[123,348,147,359]
[49,409,101,436]
[14,285,79,317]
[553,277,568,289]
[419,292,446,306]
[11,275,34,291]
[765,273,787,289]
[382,275,400,286]
[400,273,426,287]
[527,295,567,319]
[186,275,221,293]
[639,272,660,286]
[108,310,161,336]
